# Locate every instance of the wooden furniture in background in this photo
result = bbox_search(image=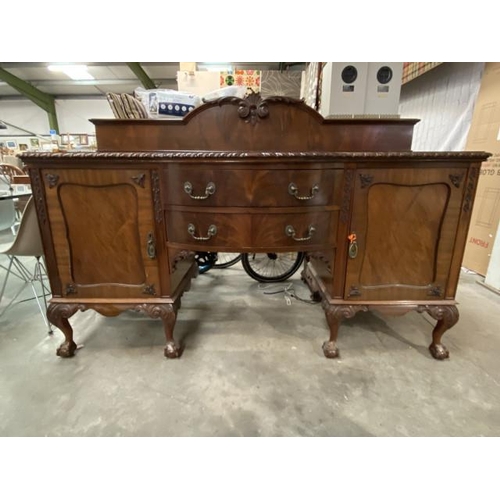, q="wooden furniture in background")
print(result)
[0,163,25,183]
[20,94,490,360]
